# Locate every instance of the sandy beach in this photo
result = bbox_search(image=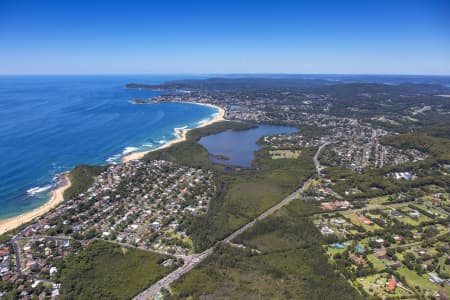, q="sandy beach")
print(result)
[0,102,223,235]
[123,102,226,162]
[0,174,71,235]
